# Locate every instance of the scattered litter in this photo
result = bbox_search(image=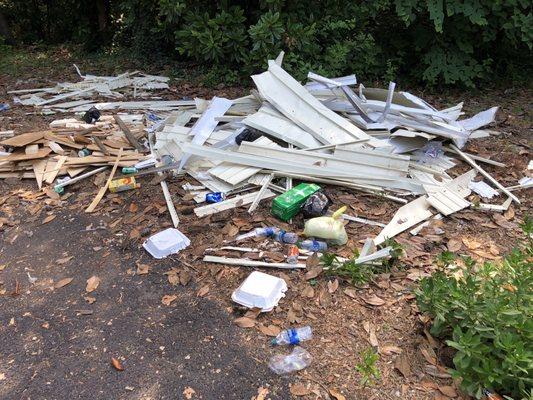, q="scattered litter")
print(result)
[469,181,499,199]
[268,346,312,375]
[231,271,288,311]
[272,326,312,345]
[0,103,9,112]
[301,191,331,218]
[143,228,190,259]
[303,207,348,245]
